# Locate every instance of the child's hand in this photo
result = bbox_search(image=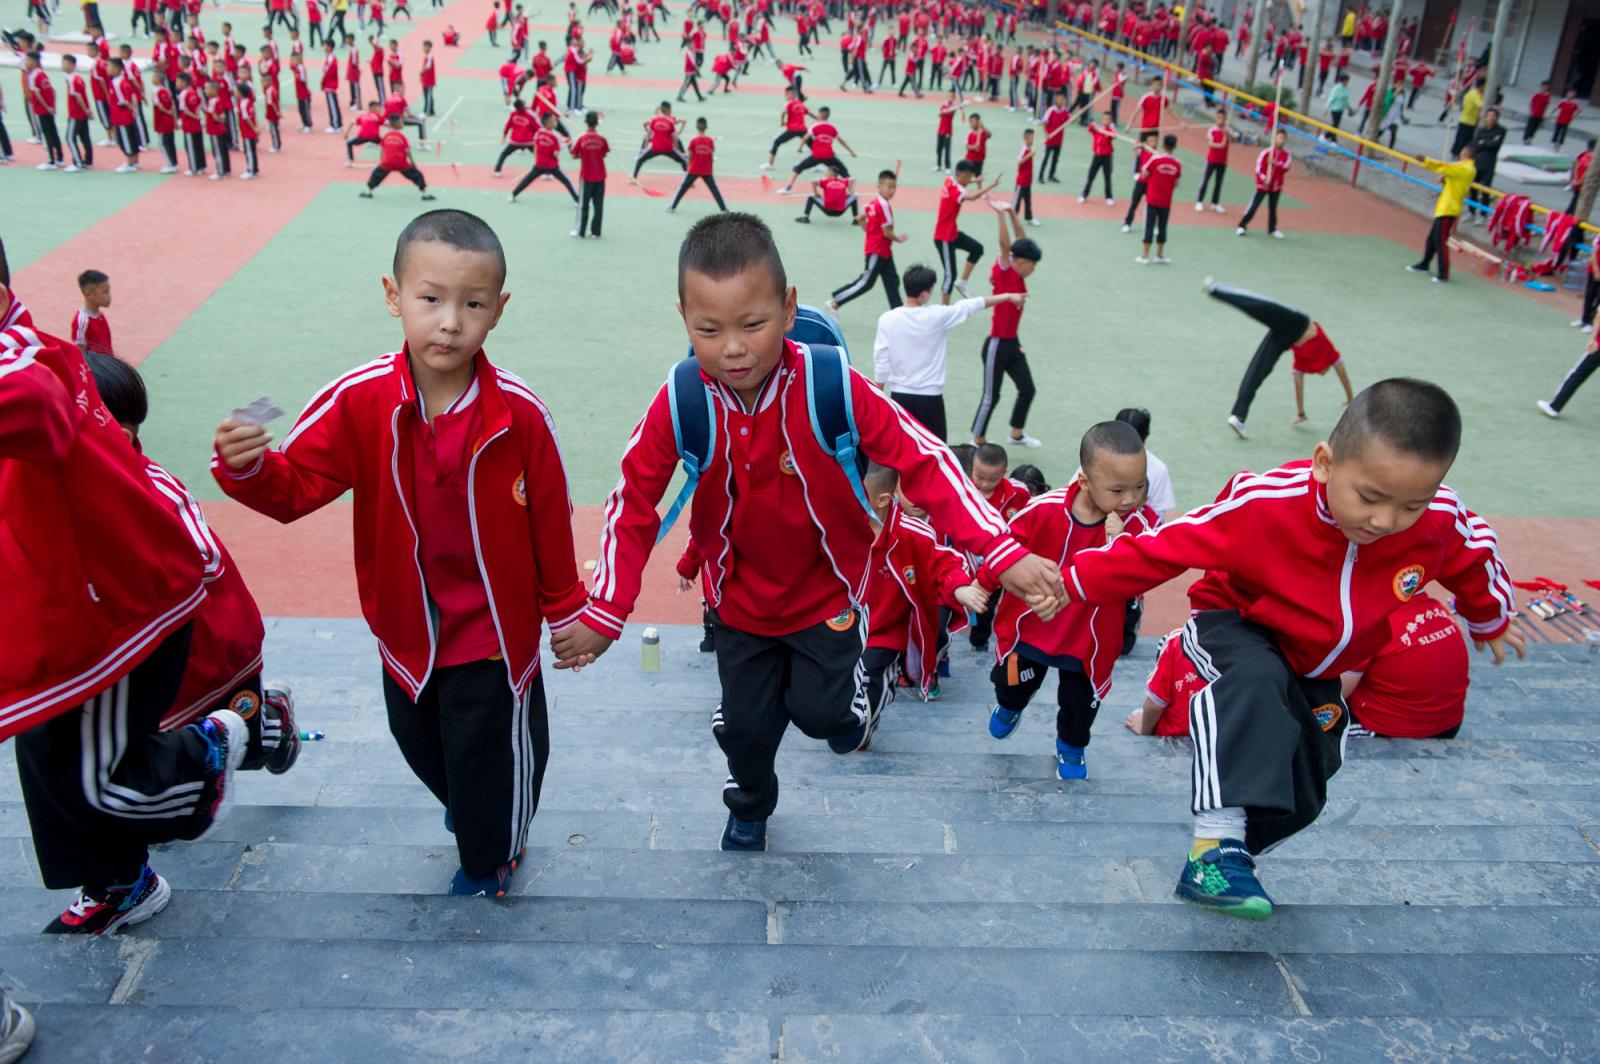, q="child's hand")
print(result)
[954,583,989,613]
[1104,510,1125,541]
[1474,628,1528,666]
[1006,292,1027,305]
[1124,708,1143,734]
[551,624,613,671]
[998,553,1066,621]
[214,417,272,470]
[676,575,694,592]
